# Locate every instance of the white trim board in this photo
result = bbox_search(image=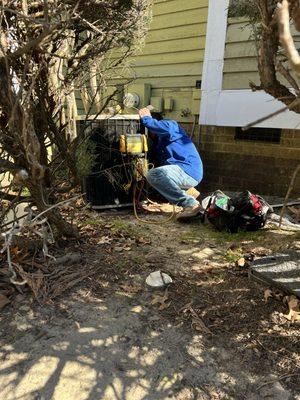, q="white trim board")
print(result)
[199,0,300,129]
[215,90,300,129]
